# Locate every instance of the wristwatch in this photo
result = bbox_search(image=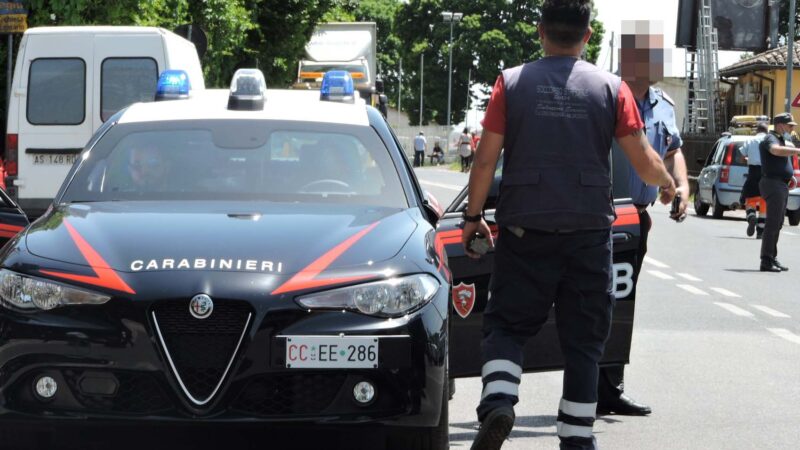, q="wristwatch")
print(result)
[462,211,482,223]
